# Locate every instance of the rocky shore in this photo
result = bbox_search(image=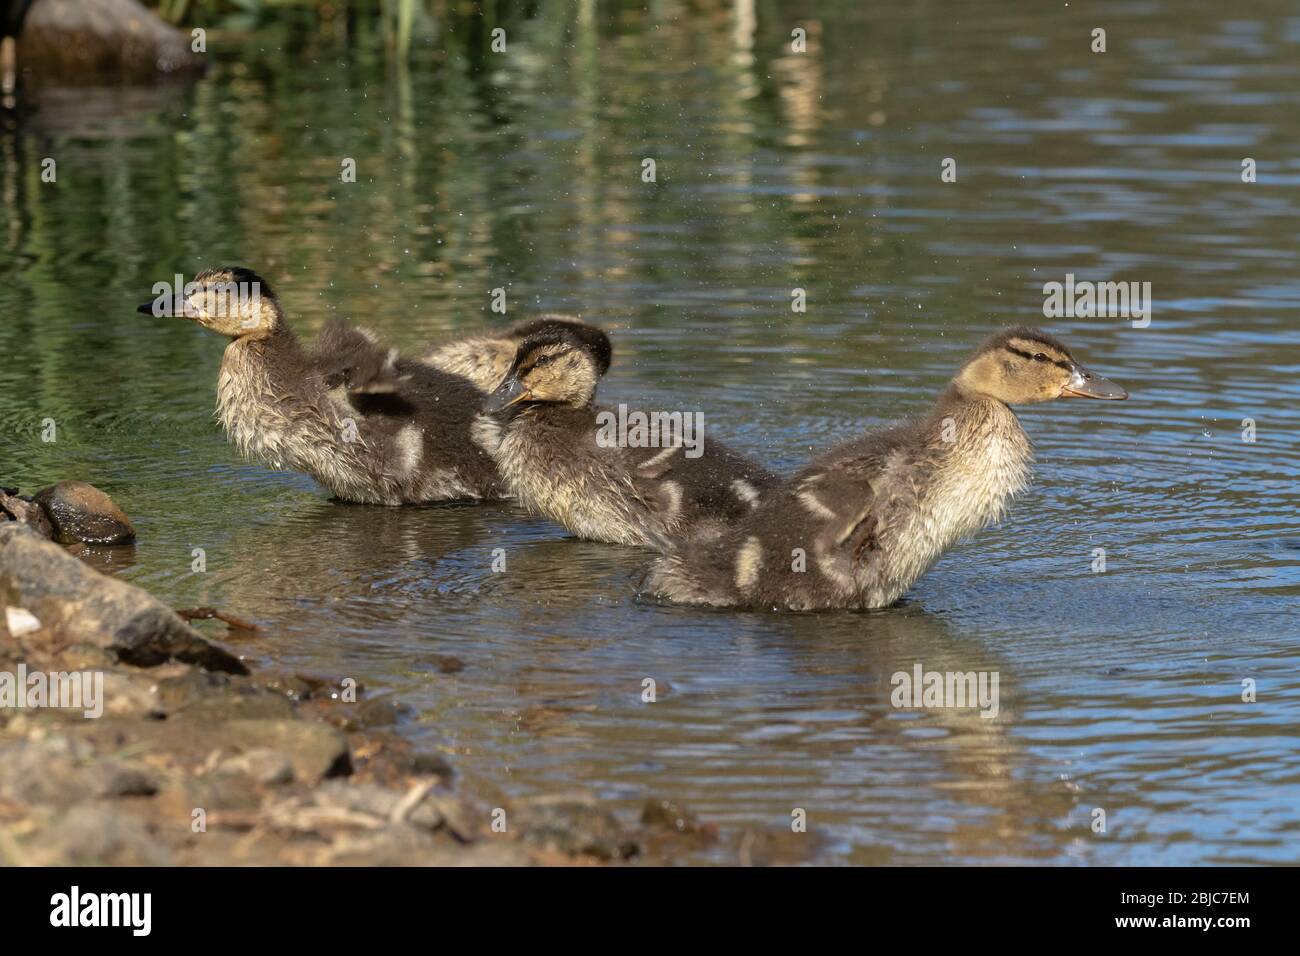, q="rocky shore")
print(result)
[1,485,796,866]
